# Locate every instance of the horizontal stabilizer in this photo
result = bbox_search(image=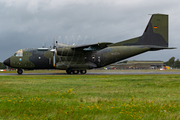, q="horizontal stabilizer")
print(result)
[148,46,176,51]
